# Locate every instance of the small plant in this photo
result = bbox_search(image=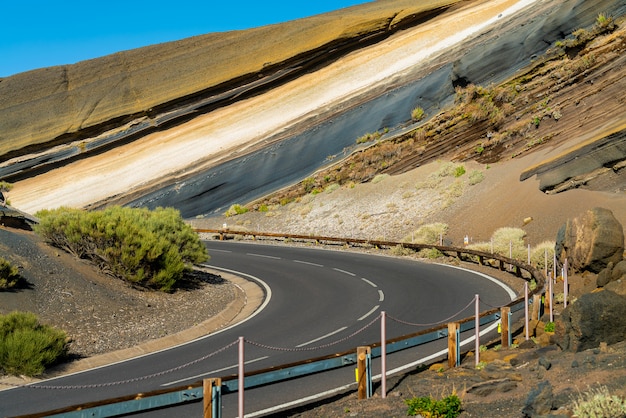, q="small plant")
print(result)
[532,116,541,127]
[0,257,20,290]
[453,165,466,177]
[544,322,555,333]
[225,204,249,217]
[258,204,269,212]
[572,385,626,418]
[356,131,382,144]
[595,13,614,30]
[411,106,425,121]
[474,145,485,154]
[0,181,13,193]
[468,170,485,185]
[479,344,488,352]
[405,392,462,417]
